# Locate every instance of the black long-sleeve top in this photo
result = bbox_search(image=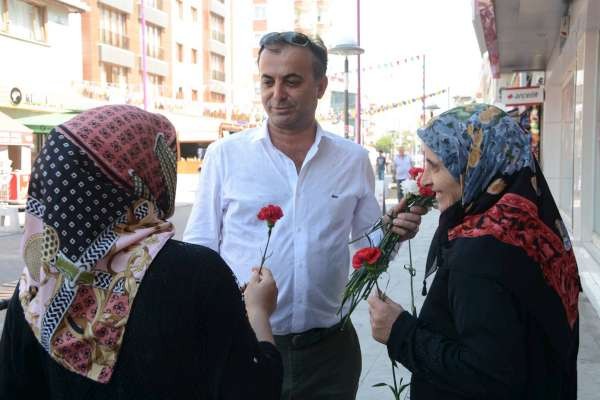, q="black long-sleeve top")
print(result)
[0,239,283,399]
[388,236,578,400]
